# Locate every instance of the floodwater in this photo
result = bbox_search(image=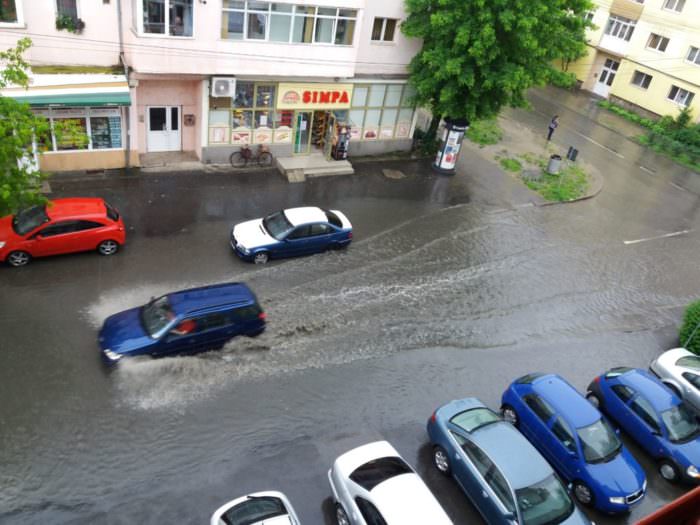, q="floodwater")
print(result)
[2,122,700,524]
